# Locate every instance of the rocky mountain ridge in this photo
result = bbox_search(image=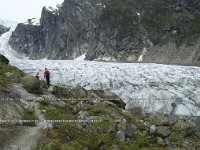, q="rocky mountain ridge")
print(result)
[9,0,200,63]
[0,24,9,36]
